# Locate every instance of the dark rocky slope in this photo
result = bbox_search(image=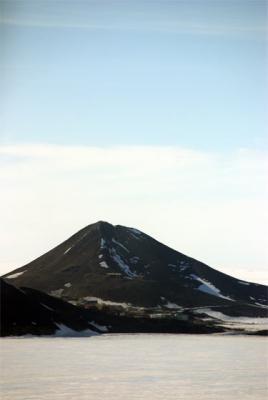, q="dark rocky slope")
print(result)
[3,221,267,320]
[0,279,99,337]
[1,279,226,336]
